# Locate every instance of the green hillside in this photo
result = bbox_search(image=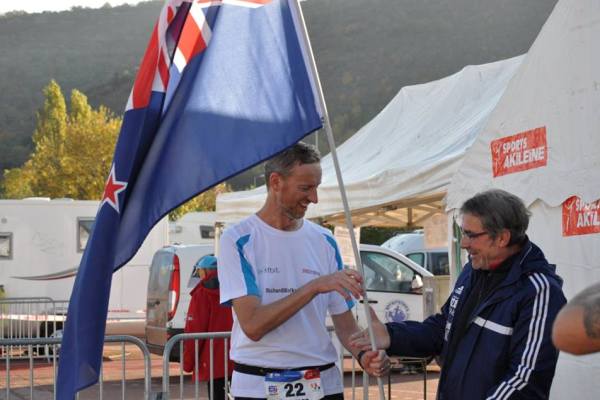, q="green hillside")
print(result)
[0,0,558,188]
